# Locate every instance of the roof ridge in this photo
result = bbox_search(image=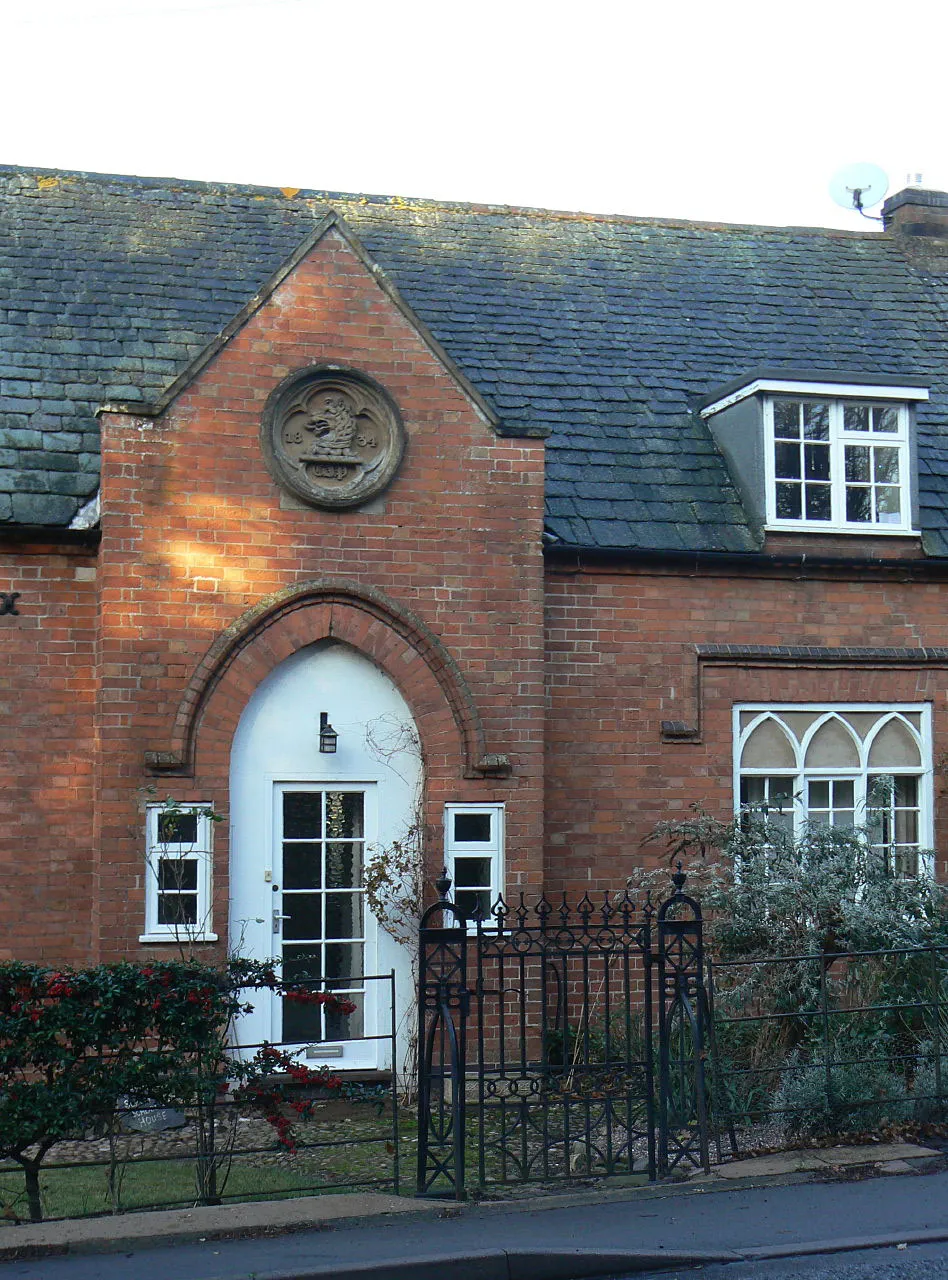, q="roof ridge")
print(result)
[0,162,881,241]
